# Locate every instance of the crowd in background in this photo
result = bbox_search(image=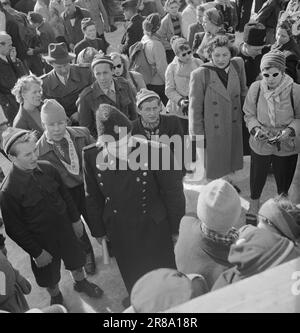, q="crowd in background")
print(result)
[0,0,300,314]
